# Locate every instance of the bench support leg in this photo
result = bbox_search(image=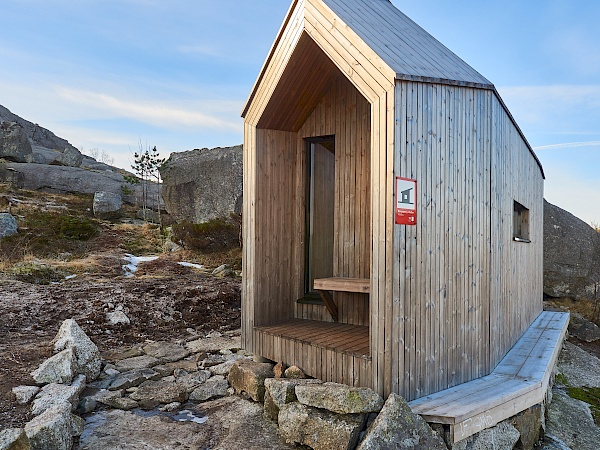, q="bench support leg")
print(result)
[317,290,338,322]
